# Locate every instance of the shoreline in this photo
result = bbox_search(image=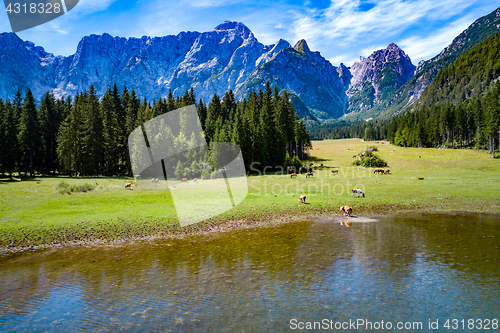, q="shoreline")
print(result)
[2,139,499,257]
[2,207,498,257]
